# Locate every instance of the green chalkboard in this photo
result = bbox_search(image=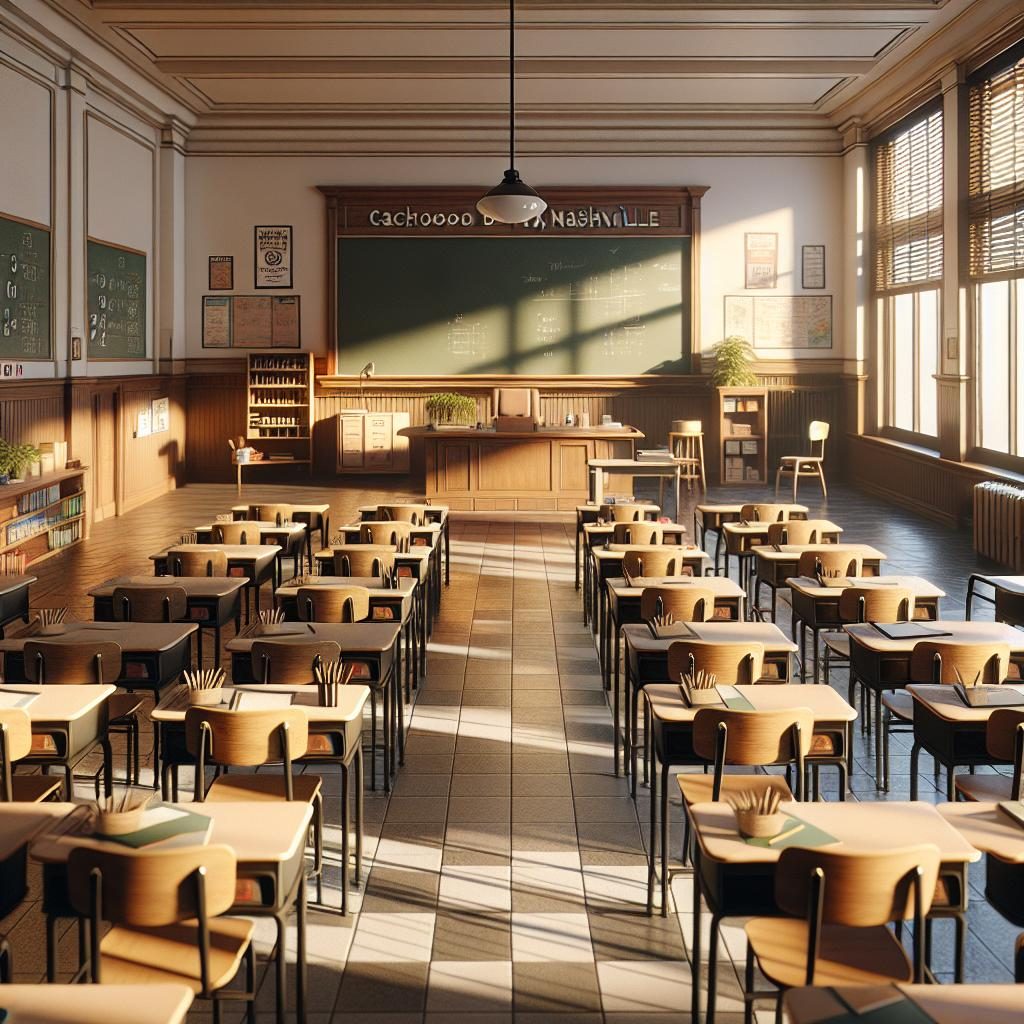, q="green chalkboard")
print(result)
[337,236,690,375]
[0,213,51,359]
[87,238,147,359]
